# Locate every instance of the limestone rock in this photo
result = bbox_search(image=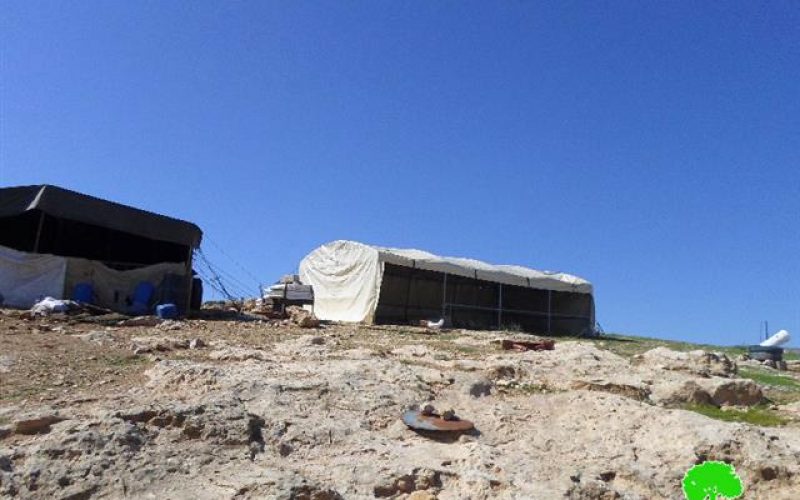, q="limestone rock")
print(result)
[696,378,764,406]
[639,347,736,377]
[13,414,66,435]
[286,306,320,328]
[650,380,714,406]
